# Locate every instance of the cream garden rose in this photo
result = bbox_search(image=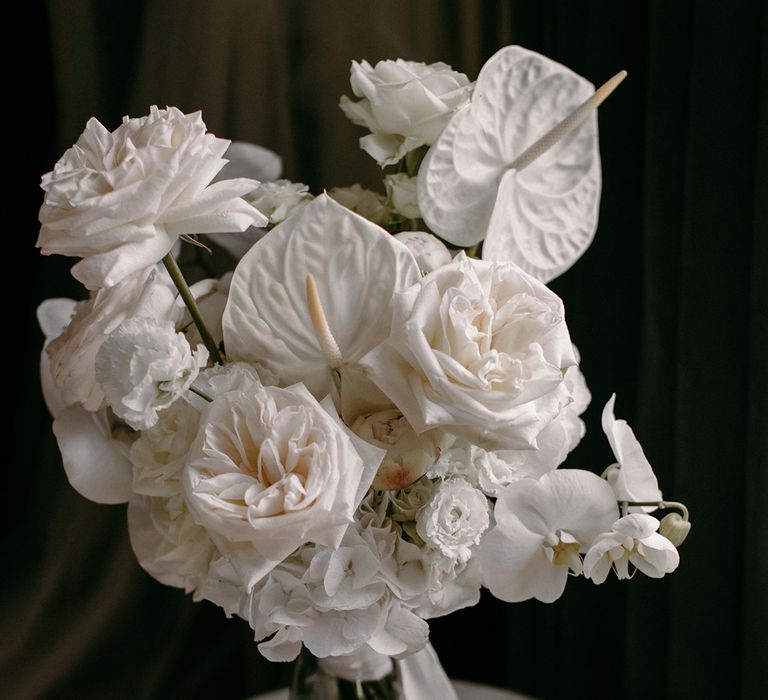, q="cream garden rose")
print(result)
[184,384,384,590]
[339,59,473,165]
[361,253,579,450]
[37,106,267,289]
